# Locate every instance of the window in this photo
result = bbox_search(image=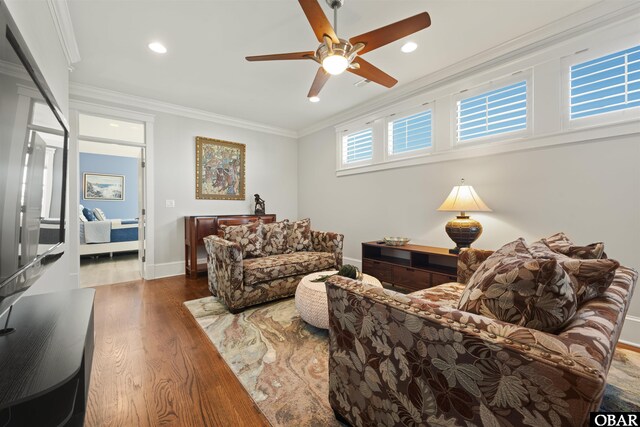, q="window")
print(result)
[342,128,373,164]
[570,44,640,120]
[456,80,528,142]
[388,110,432,155]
